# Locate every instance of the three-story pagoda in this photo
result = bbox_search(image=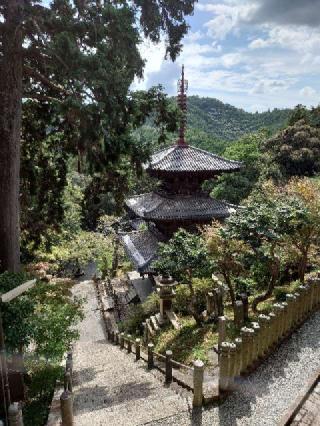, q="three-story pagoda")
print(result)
[122,67,242,275]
